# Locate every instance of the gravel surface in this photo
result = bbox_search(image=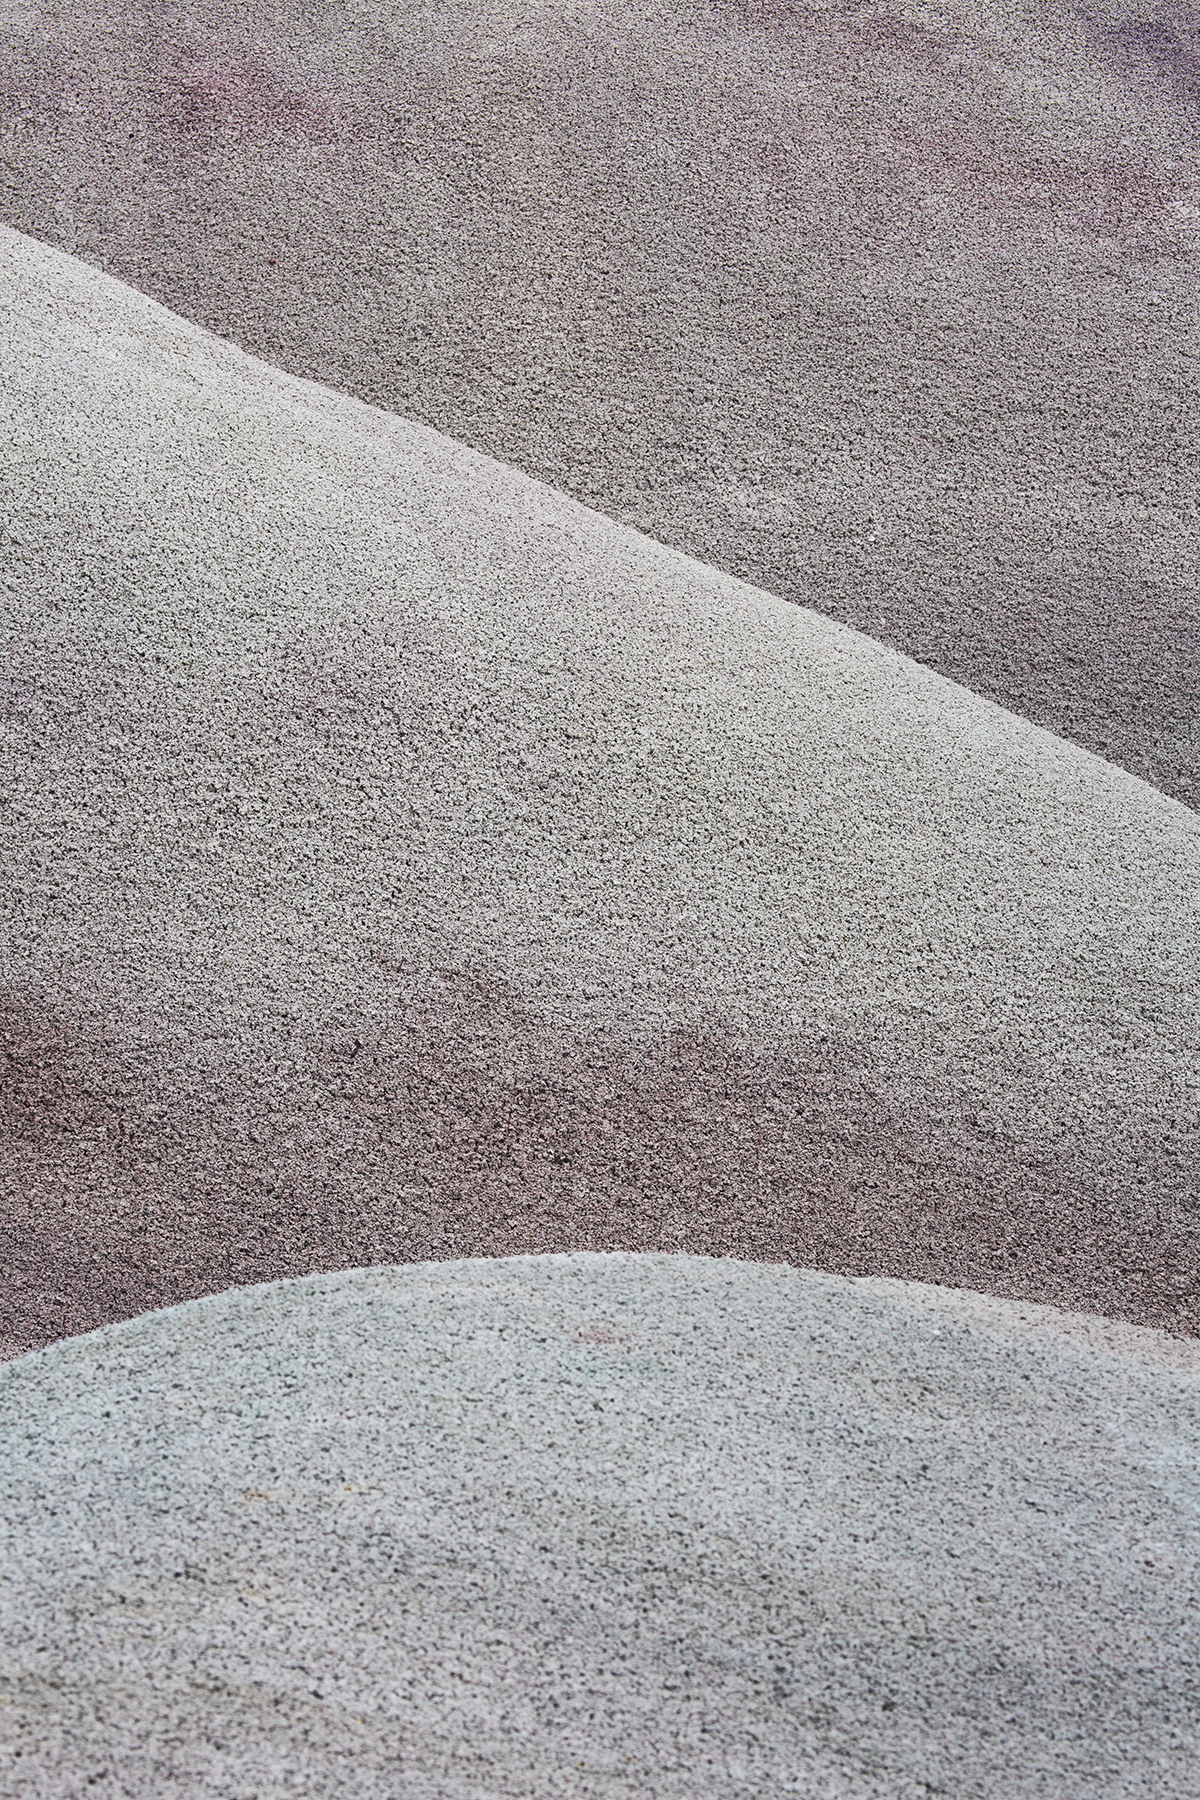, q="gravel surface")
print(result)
[2,224,1198,1356]
[2,6,1199,1787]
[0,0,1197,804]
[3,1253,1199,1799]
